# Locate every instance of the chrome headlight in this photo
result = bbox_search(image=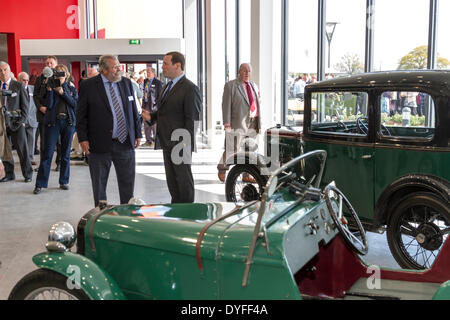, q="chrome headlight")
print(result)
[128,197,146,205]
[46,222,76,252]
